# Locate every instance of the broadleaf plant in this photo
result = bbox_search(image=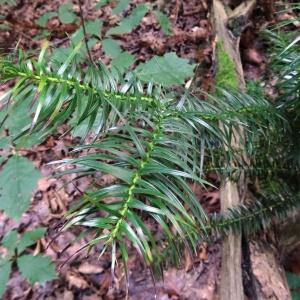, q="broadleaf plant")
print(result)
[0,228,56,297]
[58,3,78,24]
[112,0,130,15]
[154,10,171,35]
[106,4,149,35]
[136,52,196,86]
[17,254,57,285]
[0,156,41,220]
[35,12,58,27]
[0,0,16,6]
[30,1,173,80]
